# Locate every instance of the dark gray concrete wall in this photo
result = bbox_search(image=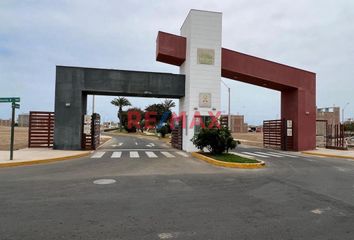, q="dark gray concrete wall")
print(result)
[54,66,185,150]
